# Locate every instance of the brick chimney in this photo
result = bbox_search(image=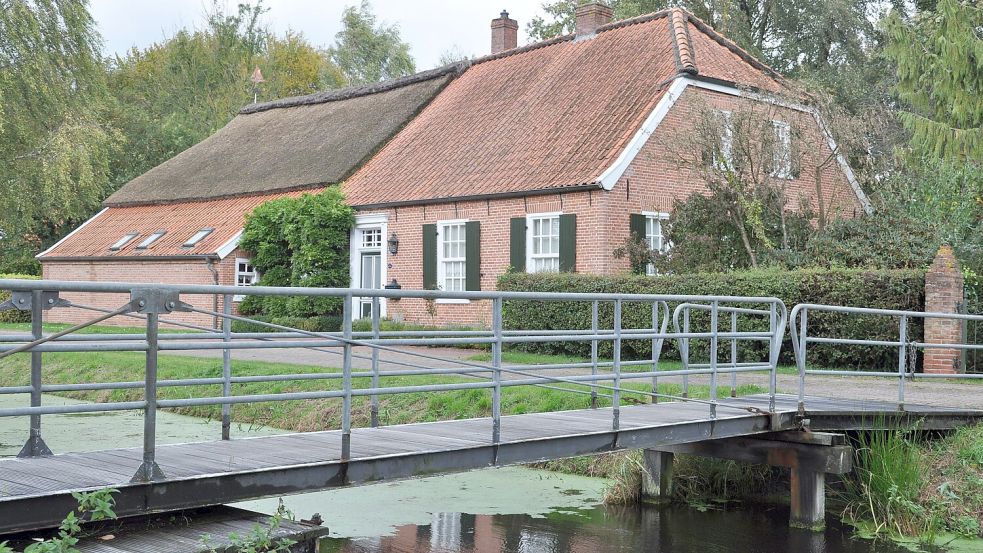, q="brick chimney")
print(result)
[491,10,518,54]
[575,2,613,38]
